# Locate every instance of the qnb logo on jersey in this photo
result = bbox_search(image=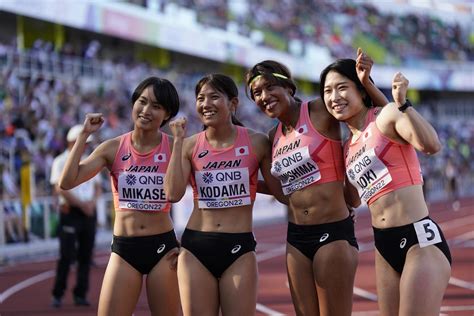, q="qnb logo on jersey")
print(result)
[231,245,242,254]
[202,172,214,184]
[348,169,356,181]
[121,153,132,161]
[198,150,209,158]
[400,238,407,249]
[272,161,282,173]
[125,174,137,185]
[157,244,166,254]
[319,233,329,242]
